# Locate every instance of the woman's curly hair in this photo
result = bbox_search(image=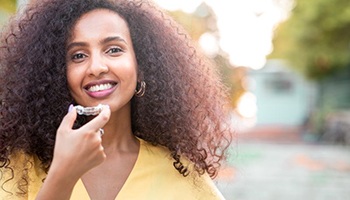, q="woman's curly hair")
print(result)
[0,0,232,194]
